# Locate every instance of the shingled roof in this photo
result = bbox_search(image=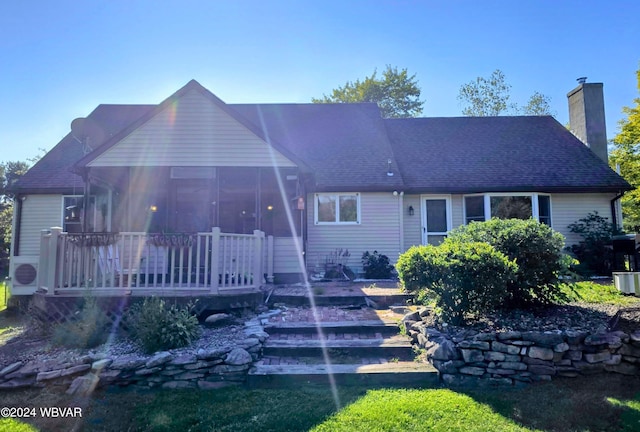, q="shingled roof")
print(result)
[13,80,631,194]
[385,116,631,193]
[14,104,154,193]
[230,103,404,191]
